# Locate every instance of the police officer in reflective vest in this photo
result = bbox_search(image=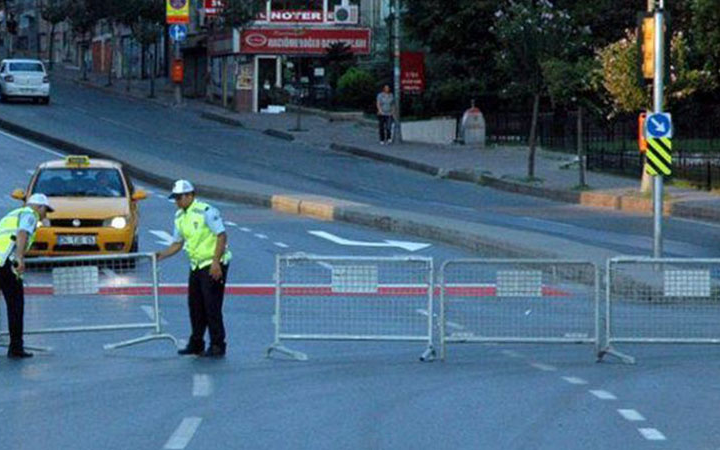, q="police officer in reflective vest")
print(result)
[156,180,231,358]
[0,194,54,358]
